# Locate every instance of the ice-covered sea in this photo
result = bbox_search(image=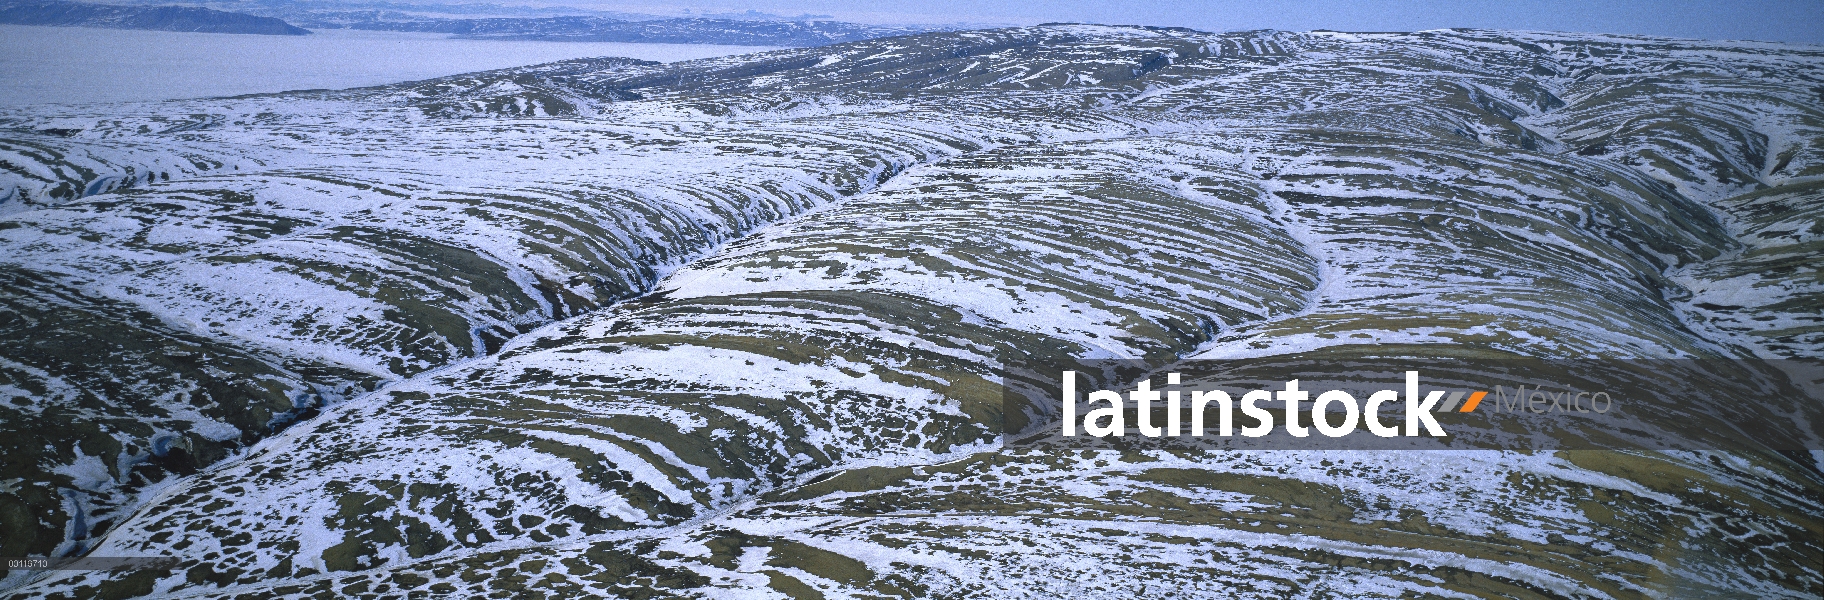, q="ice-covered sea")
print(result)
[0,24,779,107]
